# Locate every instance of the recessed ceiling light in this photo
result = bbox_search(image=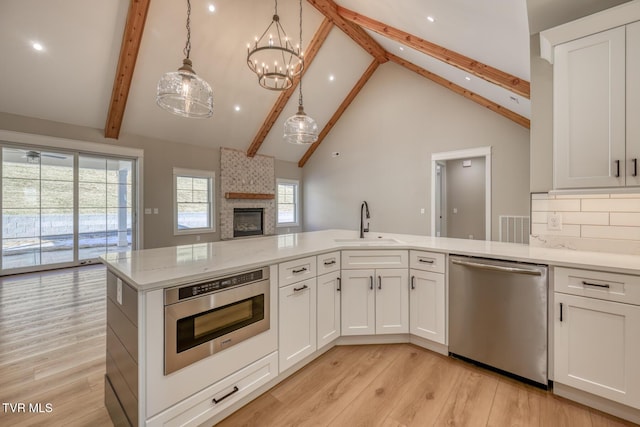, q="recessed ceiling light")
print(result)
[399,46,405,51]
[32,42,44,51]
[427,16,435,23]
[329,74,335,81]
[234,105,241,112]
[465,76,471,81]
[208,4,215,13]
